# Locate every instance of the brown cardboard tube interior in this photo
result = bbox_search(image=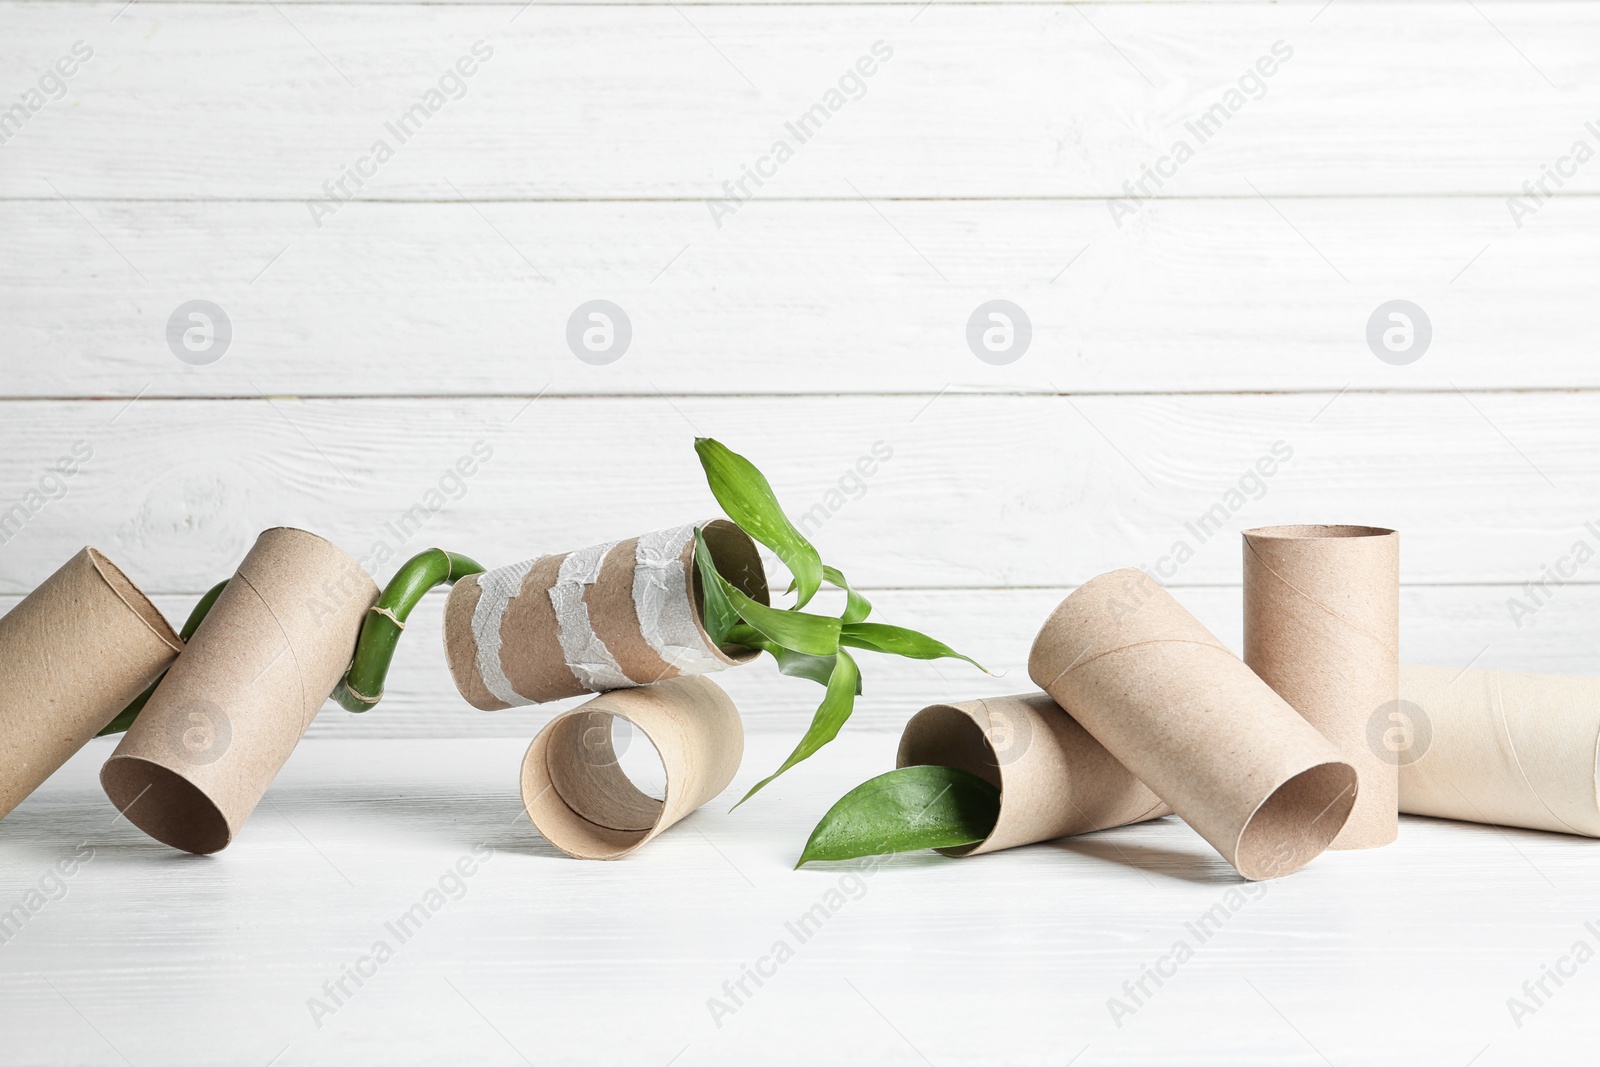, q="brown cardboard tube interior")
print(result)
[897,705,1000,857]
[101,757,231,855]
[897,693,1173,858]
[526,712,667,858]
[1234,761,1359,880]
[87,549,184,651]
[521,677,744,859]
[692,518,768,663]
